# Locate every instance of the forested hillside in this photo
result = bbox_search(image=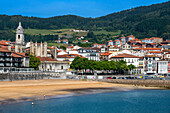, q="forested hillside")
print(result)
[0,1,169,42]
